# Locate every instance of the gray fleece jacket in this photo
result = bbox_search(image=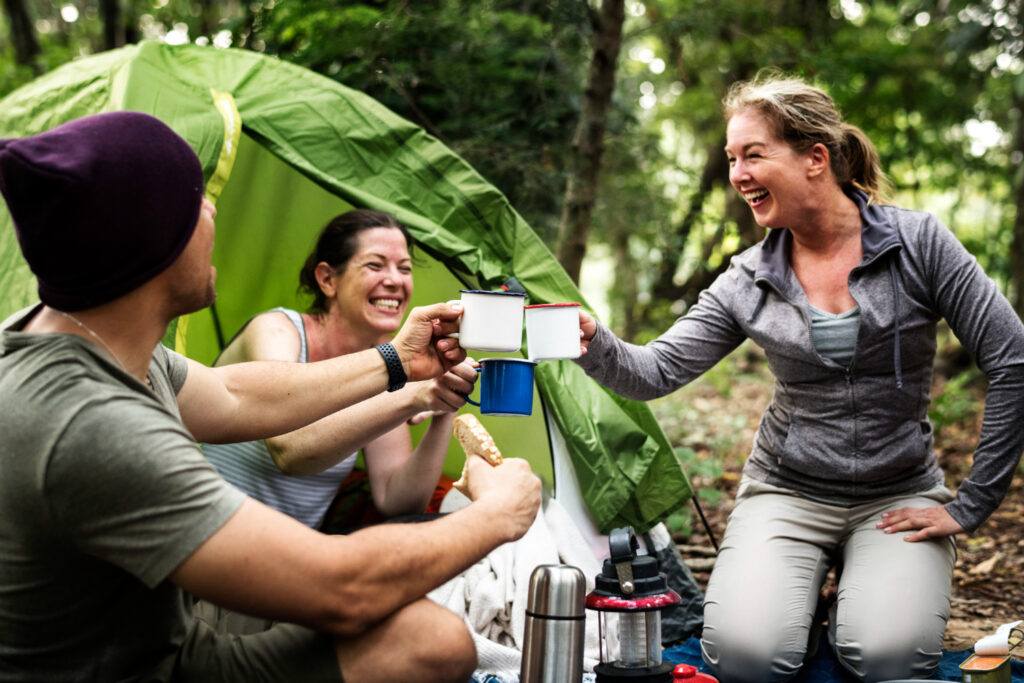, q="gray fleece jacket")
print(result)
[577,190,1024,532]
